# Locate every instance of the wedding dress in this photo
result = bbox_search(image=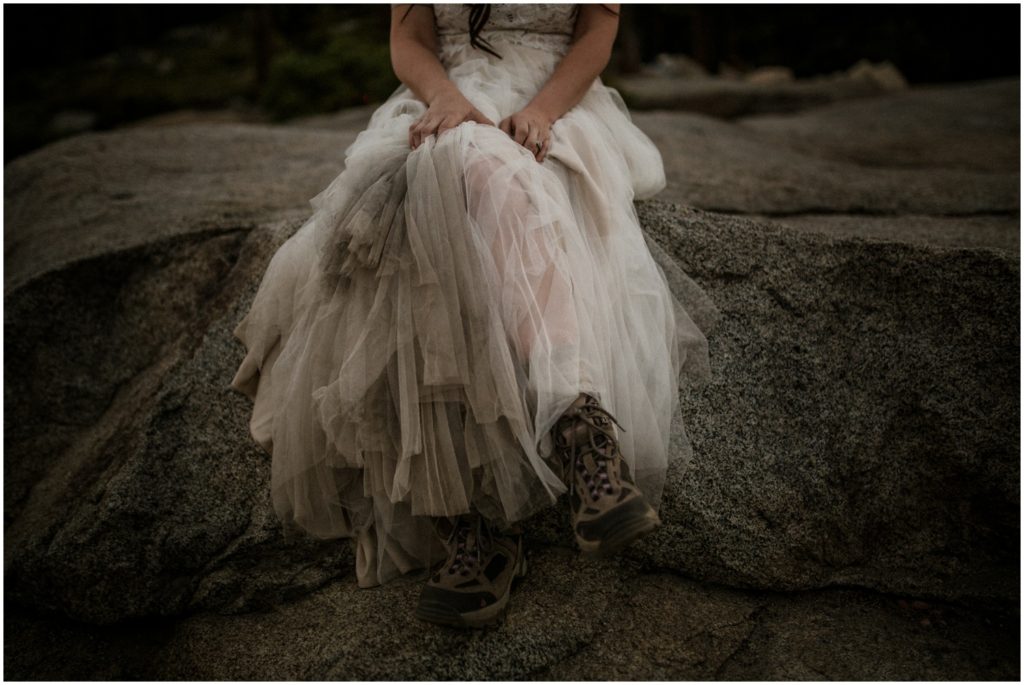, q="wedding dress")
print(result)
[230,3,719,588]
